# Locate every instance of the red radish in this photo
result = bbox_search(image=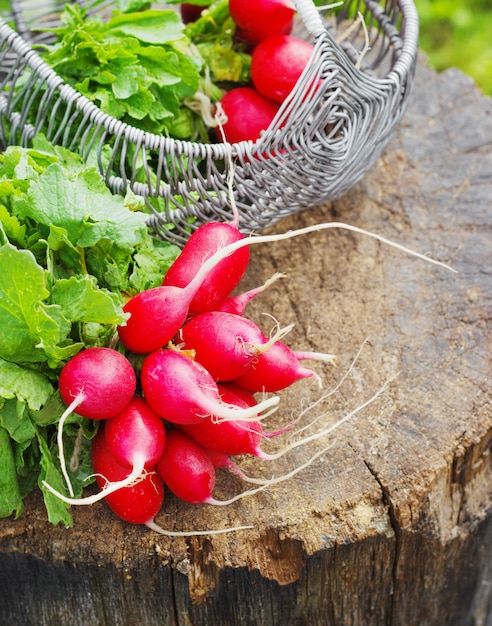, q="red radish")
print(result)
[116,285,190,354]
[43,422,163,508]
[229,0,295,43]
[234,340,336,392]
[155,428,279,505]
[180,409,287,459]
[117,224,249,353]
[218,381,258,407]
[156,429,216,504]
[56,347,137,495]
[104,396,166,469]
[180,381,289,458]
[216,87,280,144]
[178,311,294,381]
[118,221,448,356]
[215,272,285,316]
[58,347,137,420]
[46,388,167,512]
[162,221,250,316]
[234,23,291,47]
[140,349,280,425]
[91,429,165,525]
[47,429,253,536]
[251,35,315,102]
